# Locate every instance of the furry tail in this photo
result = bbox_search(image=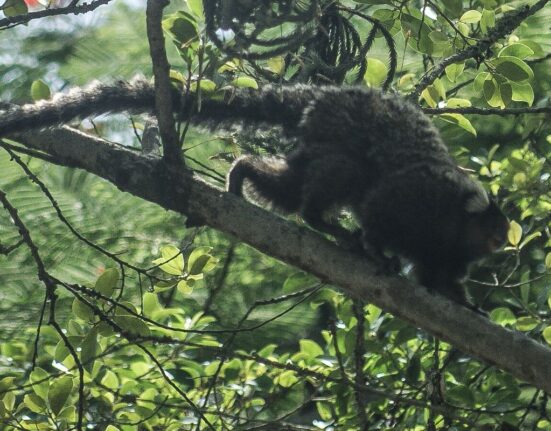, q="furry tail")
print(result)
[0,78,156,136]
[227,155,302,213]
[0,78,315,136]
